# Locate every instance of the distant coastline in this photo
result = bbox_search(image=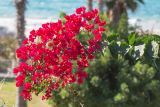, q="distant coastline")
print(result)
[0,17,53,36]
[0,17,160,36]
[129,18,160,34]
[0,0,160,35]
